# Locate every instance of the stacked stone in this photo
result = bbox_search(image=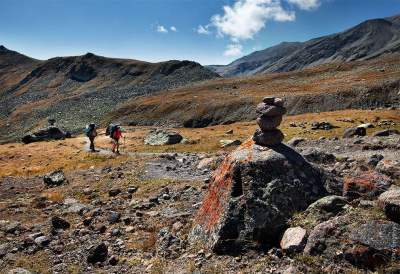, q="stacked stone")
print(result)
[253,96,286,146]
